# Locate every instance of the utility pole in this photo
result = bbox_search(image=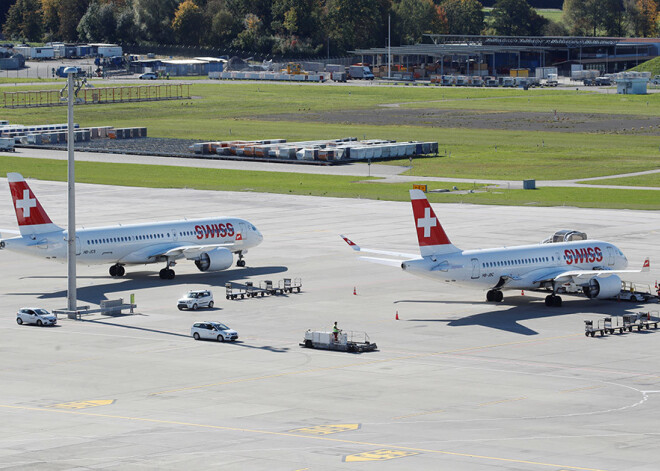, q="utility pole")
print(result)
[64,67,77,315]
